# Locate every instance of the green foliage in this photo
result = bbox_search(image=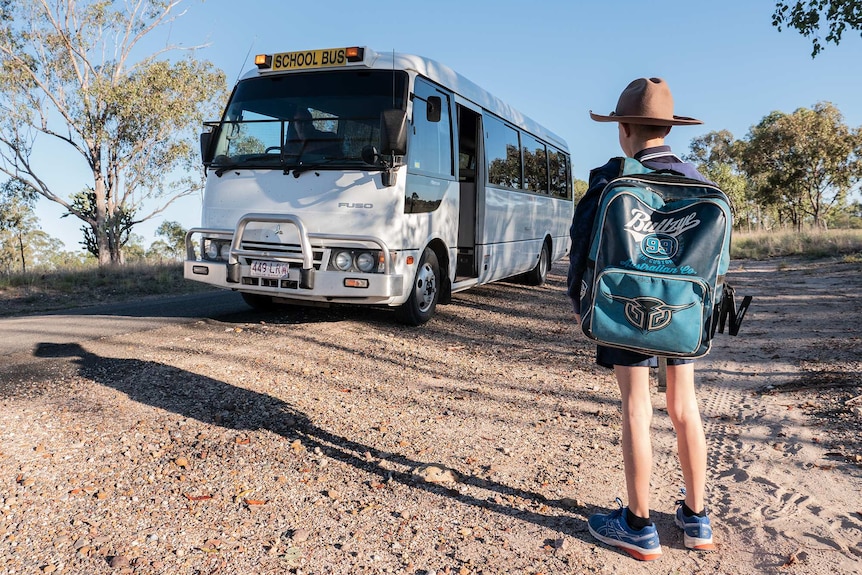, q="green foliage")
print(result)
[740,102,862,229]
[67,186,137,260]
[573,178,588,202]
[773,0,862,57]
[0,0,227,266]
[0,178,41,272]
[685,130,753,224]
[154,220,187,260]
[686,103,862,232]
